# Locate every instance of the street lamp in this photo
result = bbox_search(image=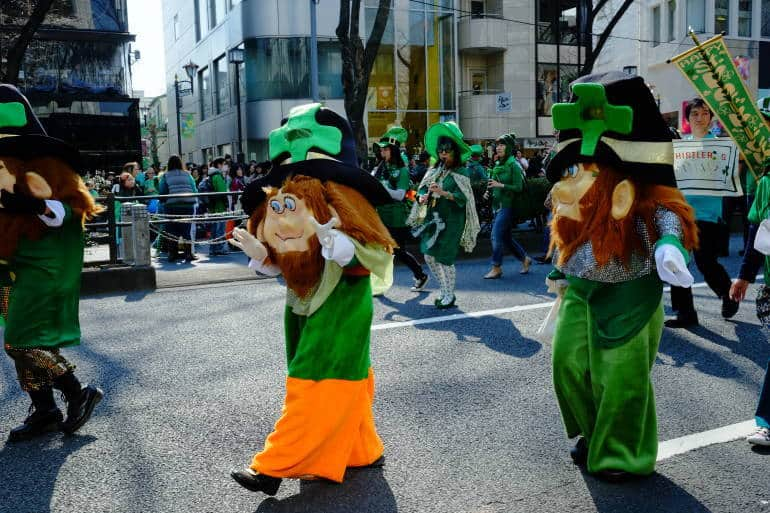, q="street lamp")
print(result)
[228,48,244,163]
[174,60,198,156]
